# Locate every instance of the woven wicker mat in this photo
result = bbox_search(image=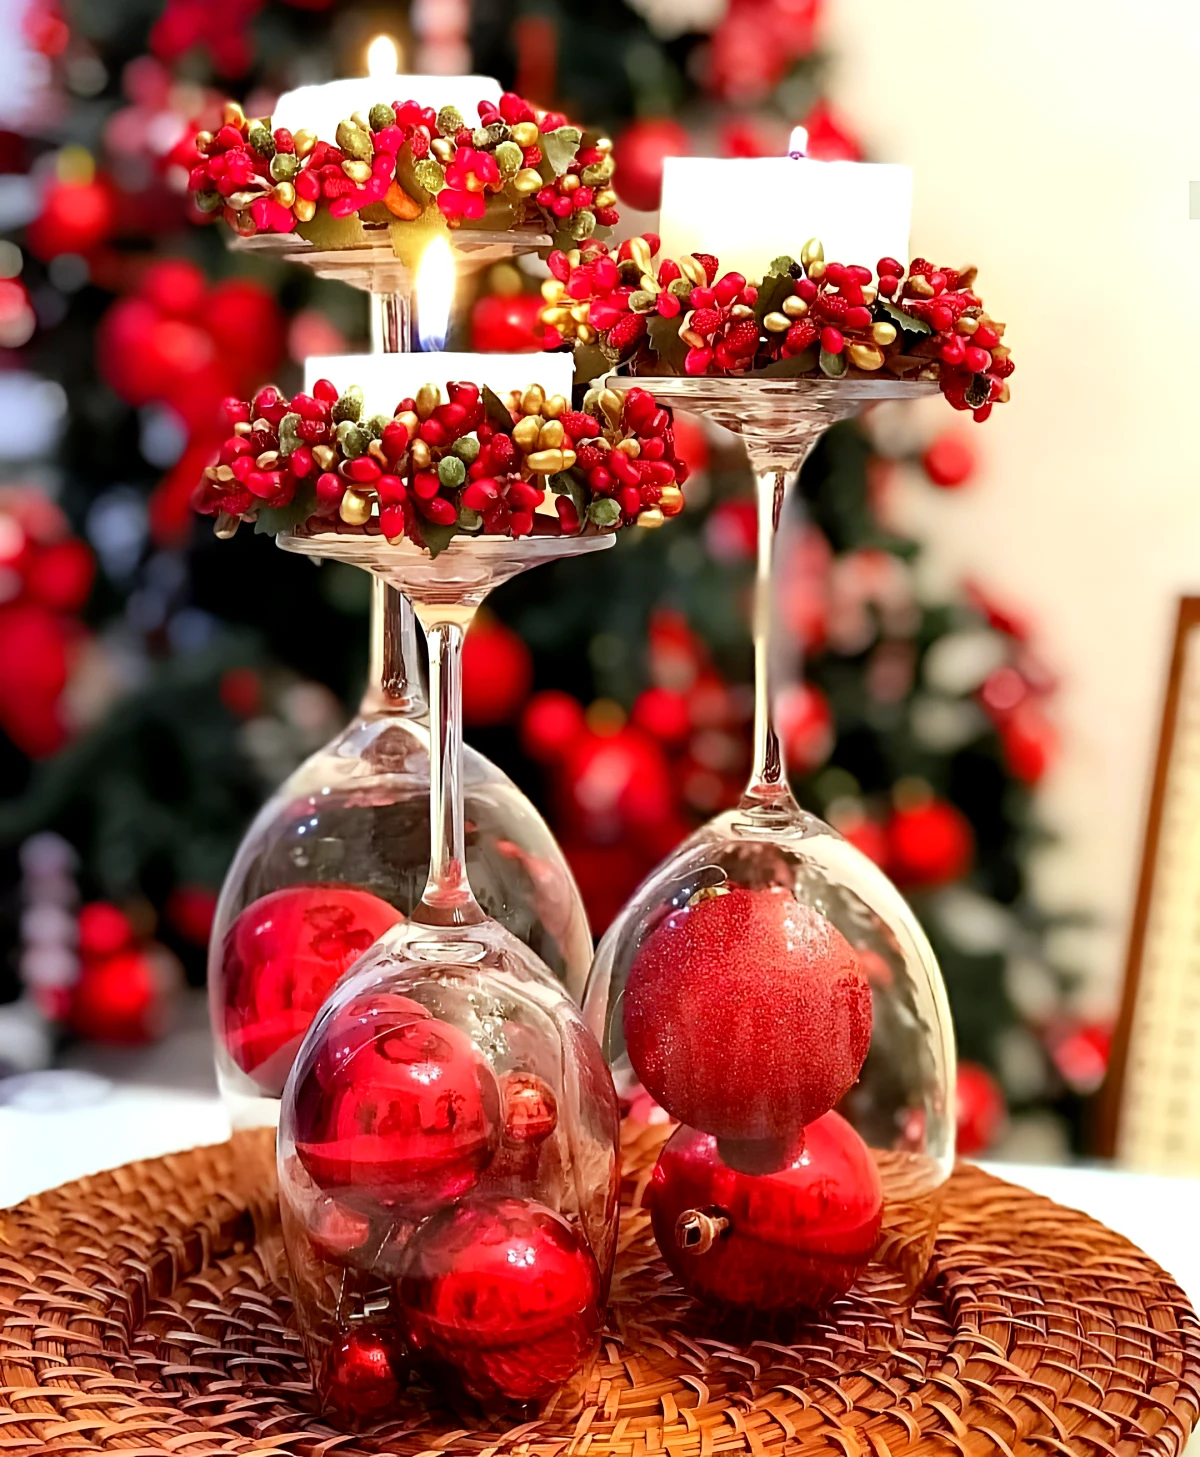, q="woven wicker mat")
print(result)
[1,1119,1198,1457]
